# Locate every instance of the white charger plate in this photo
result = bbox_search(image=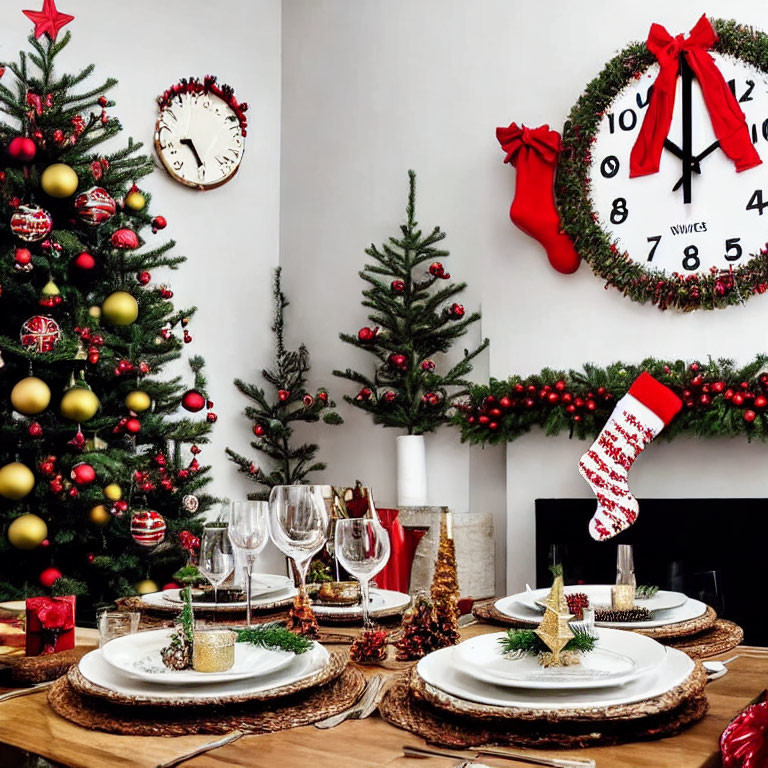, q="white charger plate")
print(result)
[101,628,295,685]
[162,574,294,607]
[312,588,410,617]
[146,585,298,611]
[454,628,666,690]
[418,644,693,709]
[519,585,686,614]
[78,642,329,702]
[495,594,707,629]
